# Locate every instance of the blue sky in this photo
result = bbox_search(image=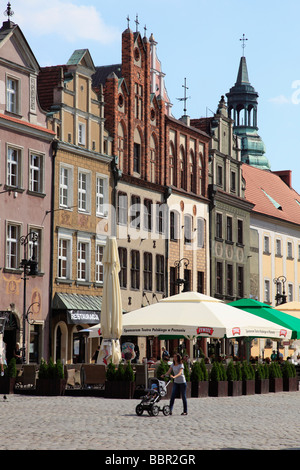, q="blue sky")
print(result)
[8,0,300,193]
